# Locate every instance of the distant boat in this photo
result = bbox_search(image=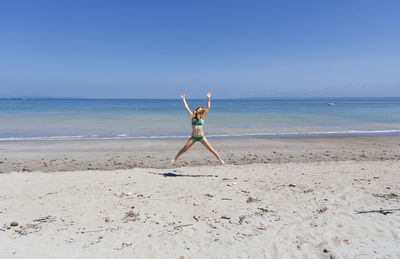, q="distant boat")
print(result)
[328,102,335,106]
